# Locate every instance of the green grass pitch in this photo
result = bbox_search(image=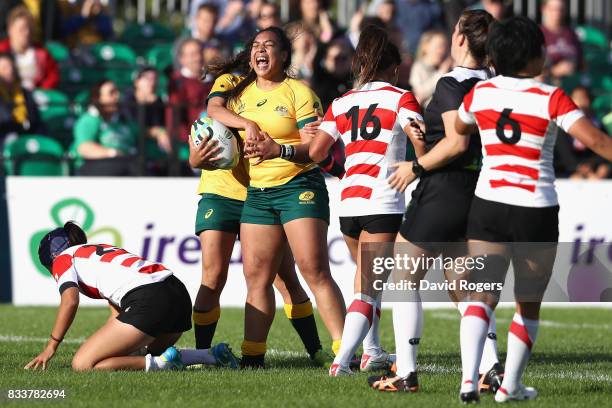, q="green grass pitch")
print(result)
[0,305,610,407]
